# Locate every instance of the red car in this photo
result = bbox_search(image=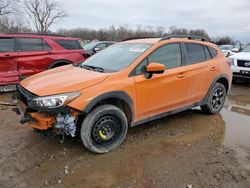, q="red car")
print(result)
[0,33,86,90]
